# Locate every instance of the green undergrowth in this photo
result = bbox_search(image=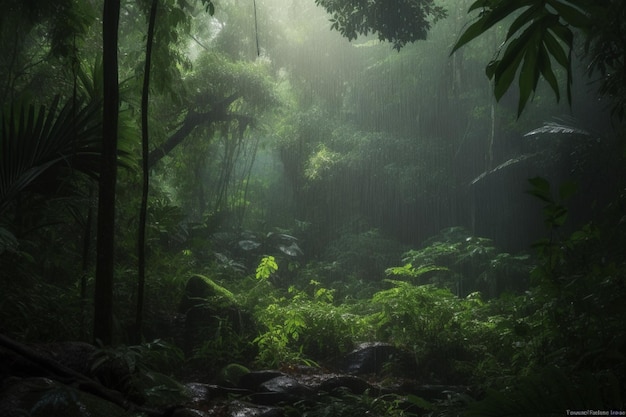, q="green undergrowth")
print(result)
[1,187,624,415]
[184,206,626,401]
